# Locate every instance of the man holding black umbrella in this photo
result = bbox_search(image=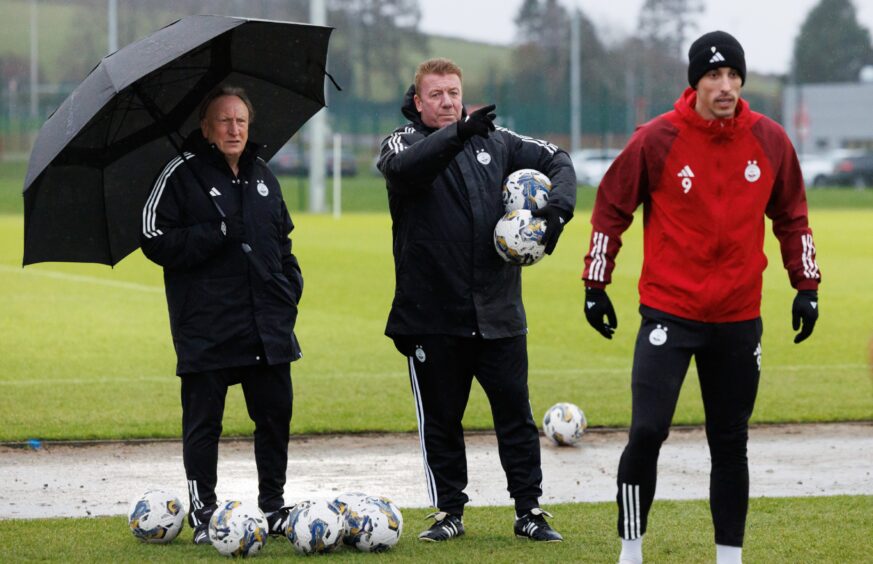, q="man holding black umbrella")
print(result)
[140,85,302,544]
